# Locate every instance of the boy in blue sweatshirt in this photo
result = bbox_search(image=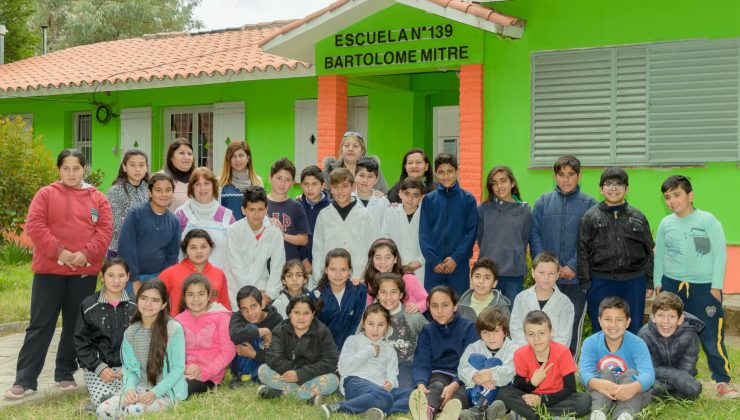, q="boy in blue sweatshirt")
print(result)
[419,153,478,296]
[579,297,654,420]
[654,175,737,398]
[530,155,597,356]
